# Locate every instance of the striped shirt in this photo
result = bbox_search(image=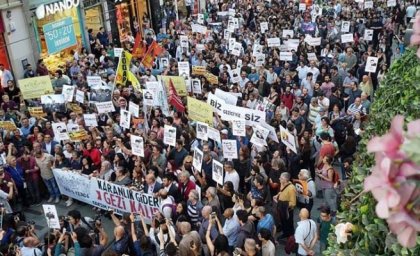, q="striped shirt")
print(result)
[347,103,366,116]
[187,201,203,226]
